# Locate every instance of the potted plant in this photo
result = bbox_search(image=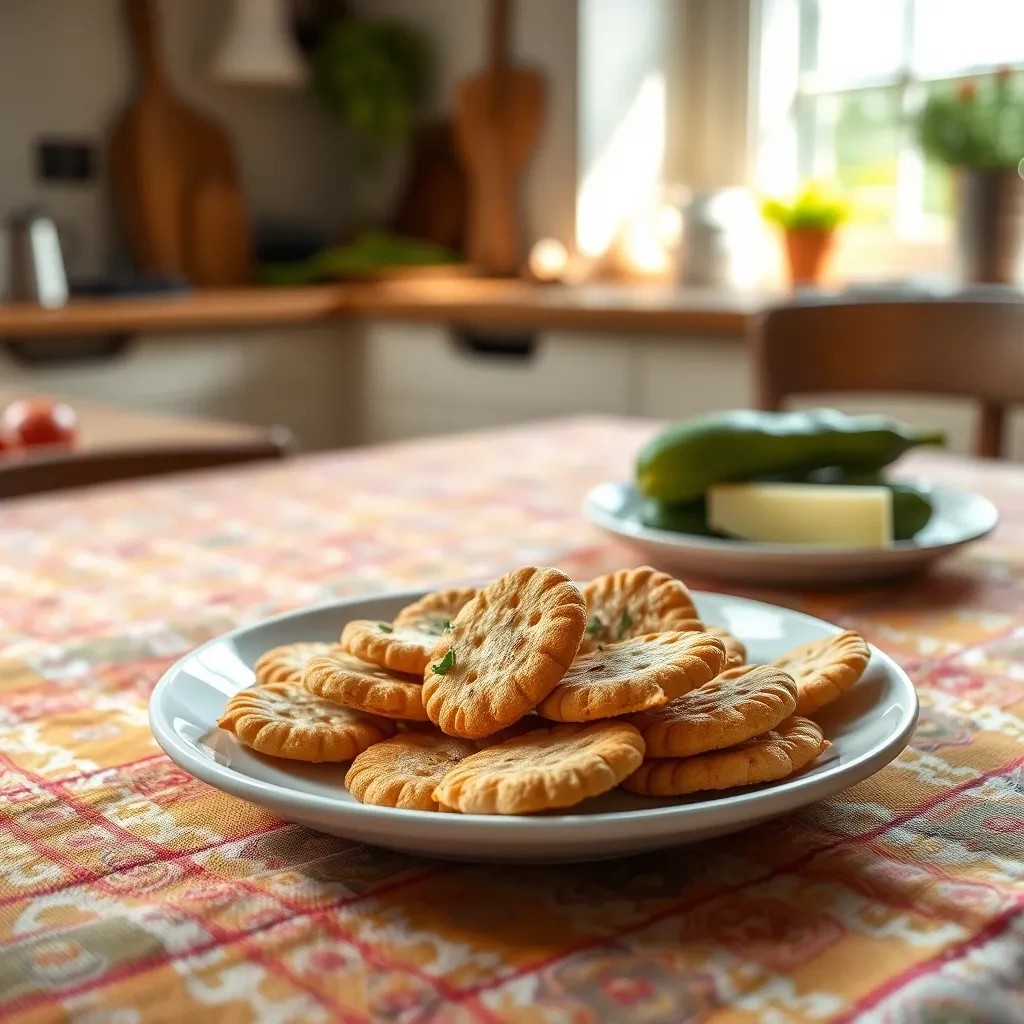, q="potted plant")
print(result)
[916,70,1024,284]
[760,183,851,287]
[309,18,429,158]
